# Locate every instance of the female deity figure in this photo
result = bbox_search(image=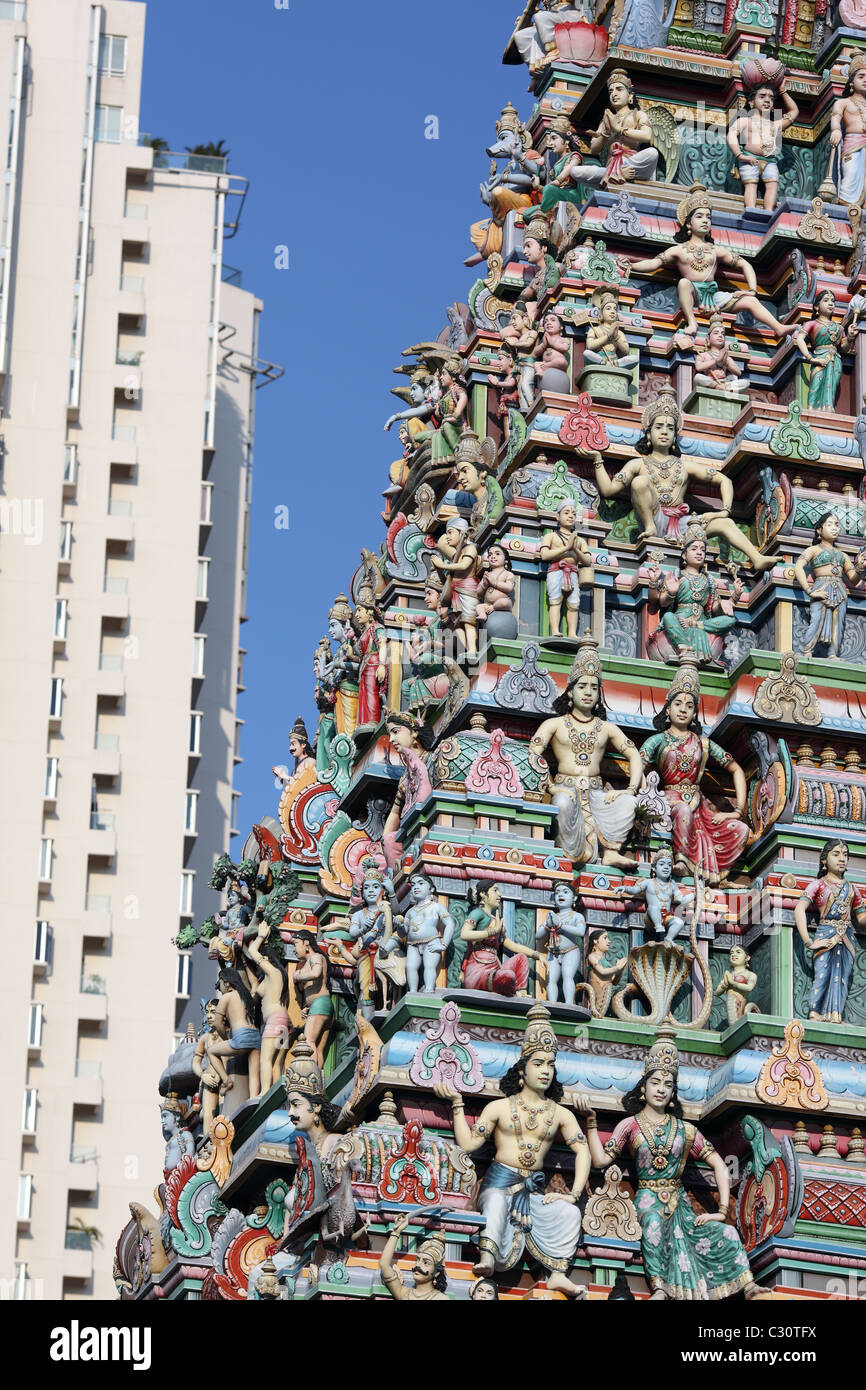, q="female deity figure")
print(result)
[583,1035,761,1300]
[794,839,866,1023]
[714,944,758,1025]
[622,183,796,339]
[245,924,291,1092]
[640,660,750,885]
[830,53,866,206]
[417,357,468,464]
[160,1095,196,1174]
[400,573,450,712]
[453,427,503,531]
[210,968,262,1100]
[352,584,388,730]
[647,521,744,667]
[476,544,516,624]
[584,288,639,369]
[323,592,360,740]
[623,849,690,942]
[486,345,520,418]
[539,500,594,639]
[592,386,776,571]
[727,80,798,211]
[518,214,560,321]
[431,518,481,659]
[435,1005,590,1298]
[693,314,748,394]
[535,880,587,1004]
[574,929,627,1018]
[540,71,658,211]
[533,310,571,382]
[531,637,642,870]
[460,881,541,996]
[346,860,406,1014]
[382,710,434,868]
[290,930,333,1066]
[793,511,866,658]
[794,291,859,412]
